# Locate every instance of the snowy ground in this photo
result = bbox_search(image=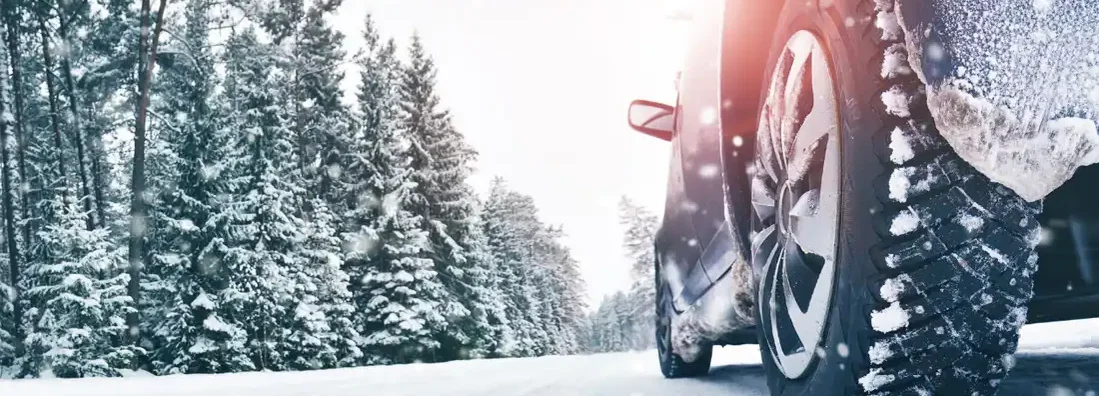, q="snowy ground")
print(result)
[3,320,1099,396]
